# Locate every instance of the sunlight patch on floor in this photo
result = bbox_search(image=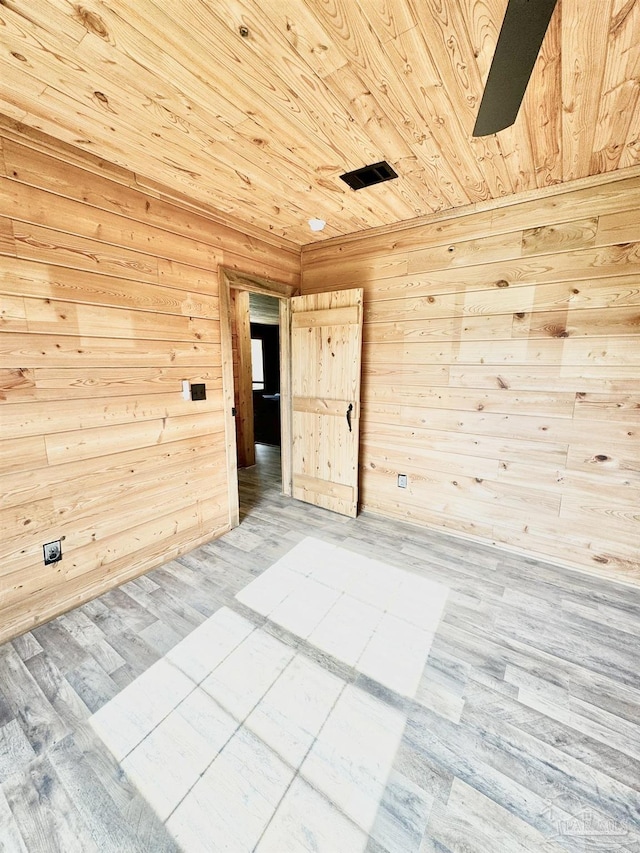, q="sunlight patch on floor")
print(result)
[89,538,448,852]
[237,537,448,698]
